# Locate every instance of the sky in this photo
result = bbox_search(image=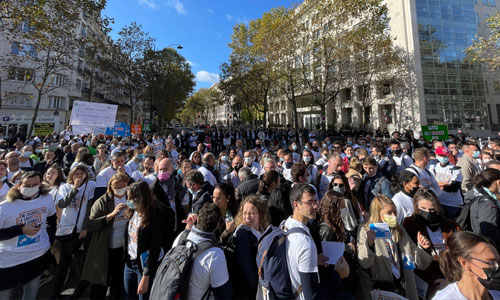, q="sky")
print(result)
[103,0,297,90]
